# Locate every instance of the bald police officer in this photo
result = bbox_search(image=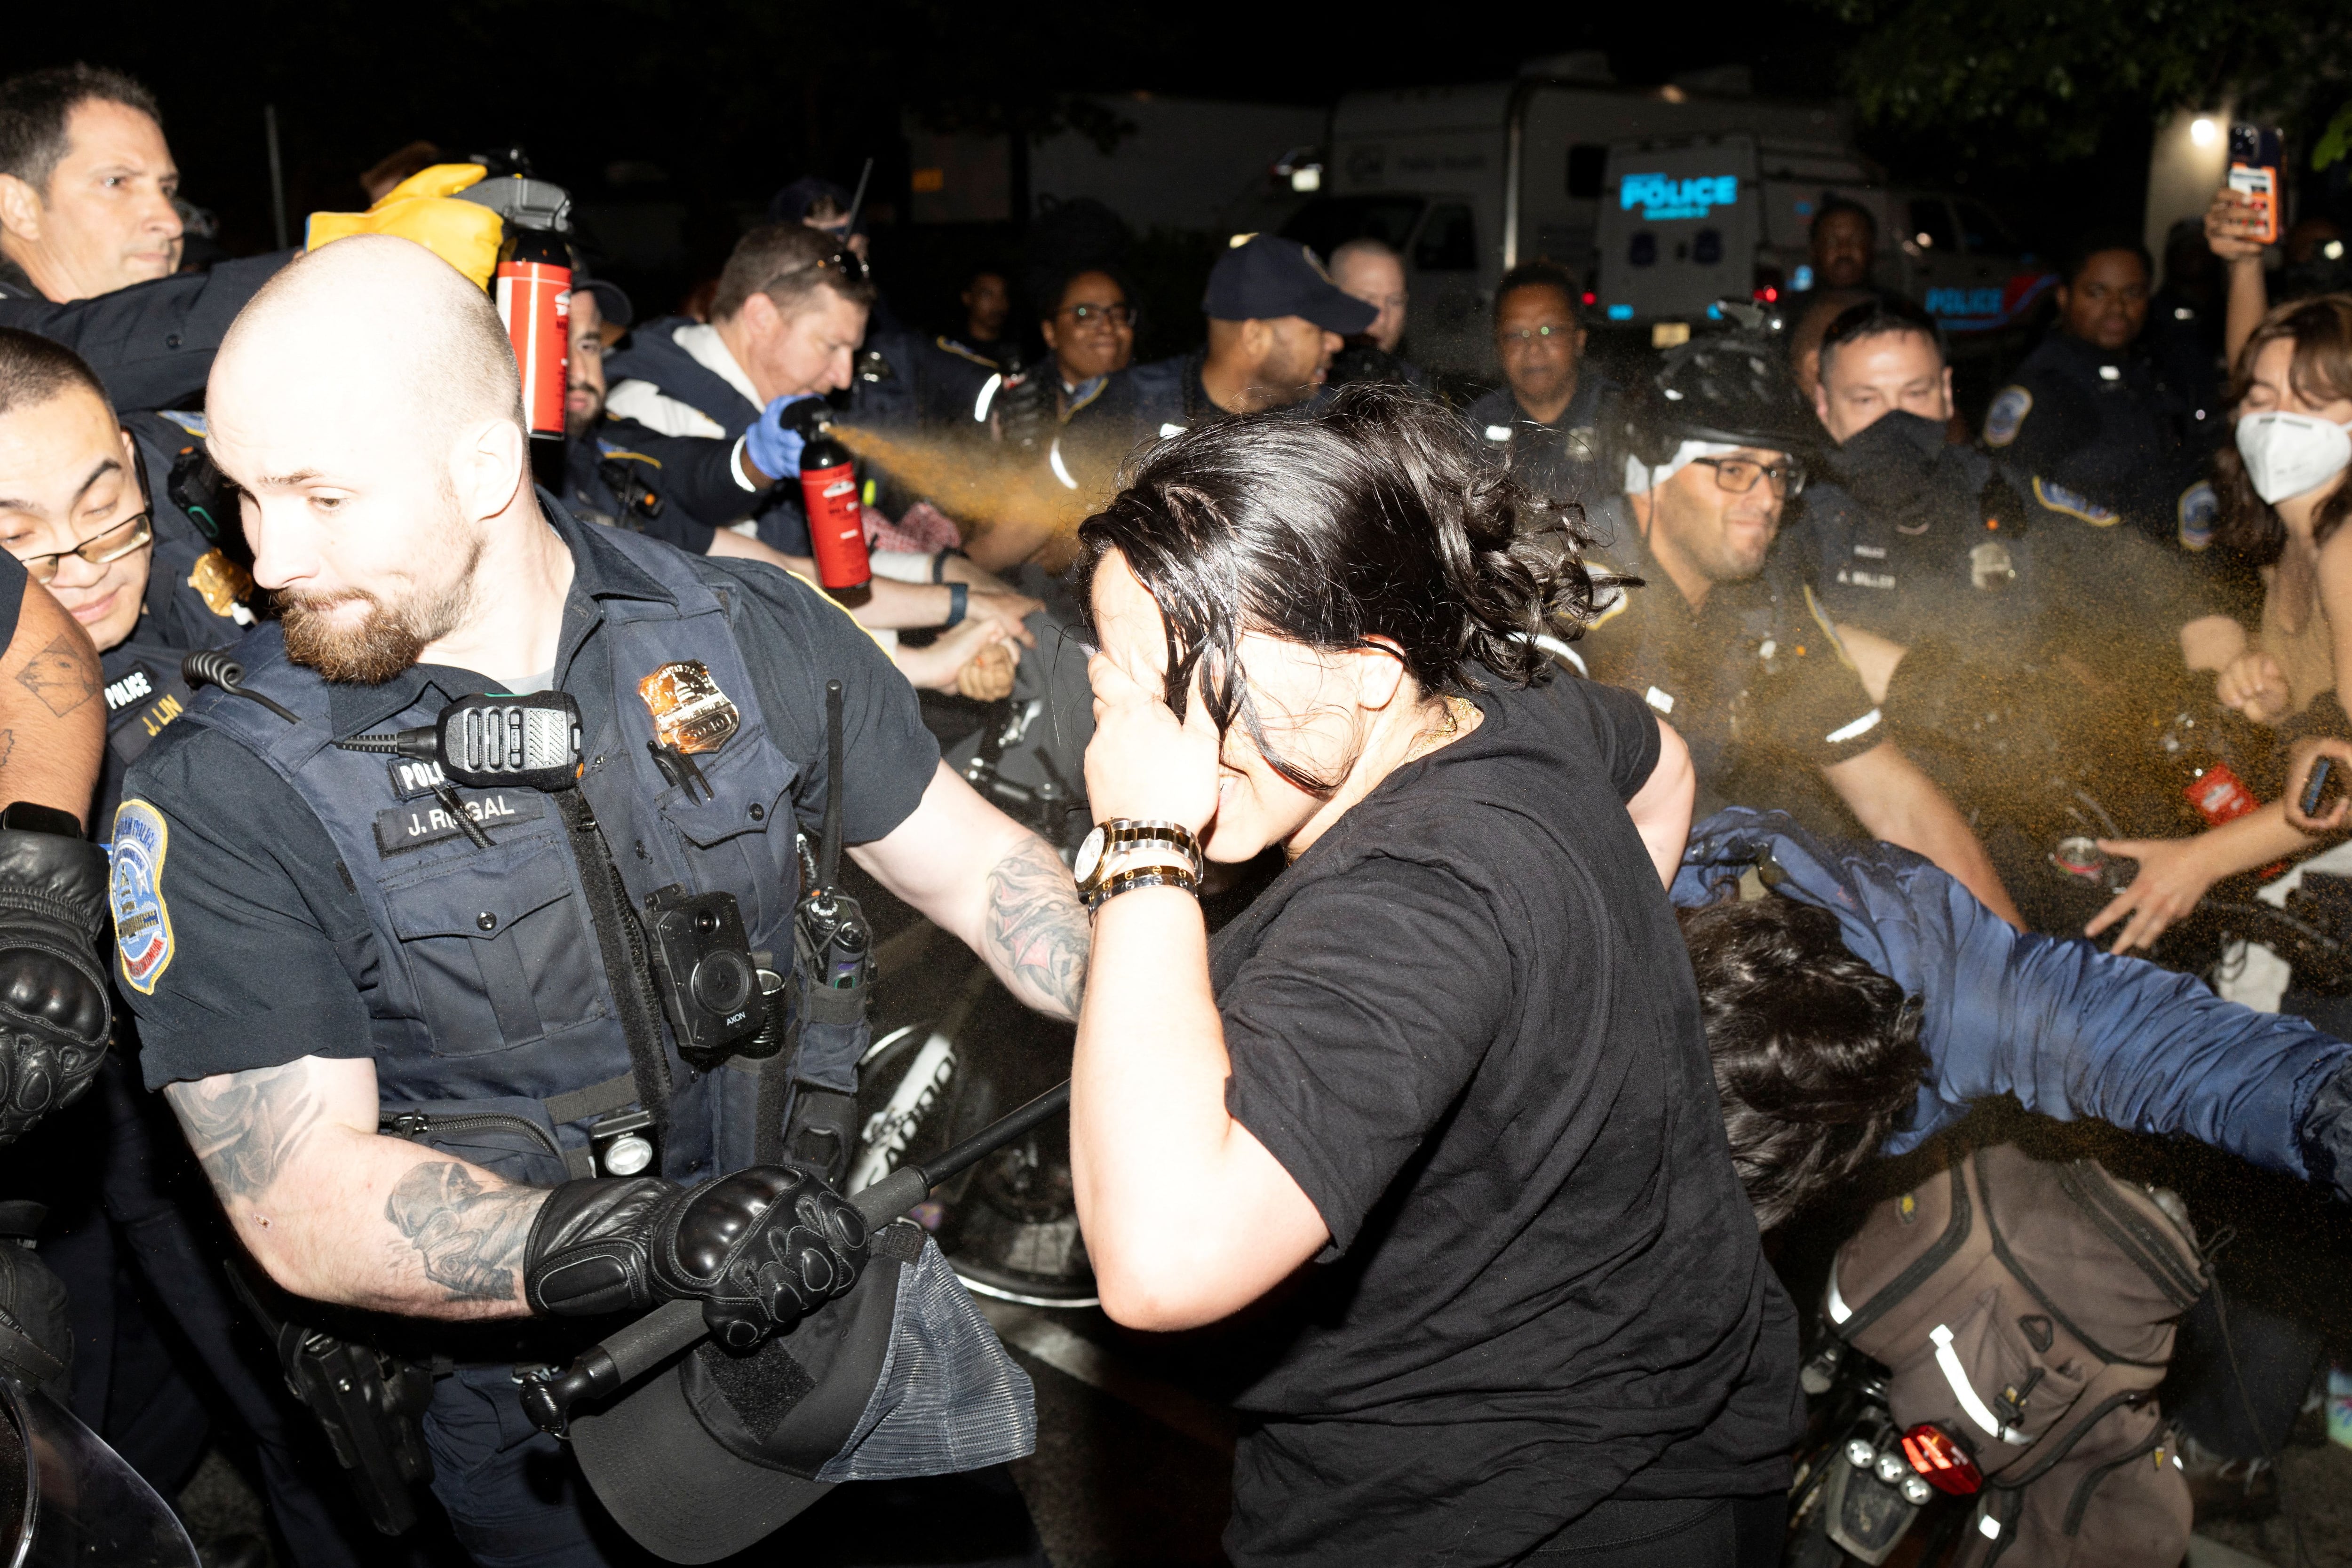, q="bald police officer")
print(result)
[116,236,1089,1566]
